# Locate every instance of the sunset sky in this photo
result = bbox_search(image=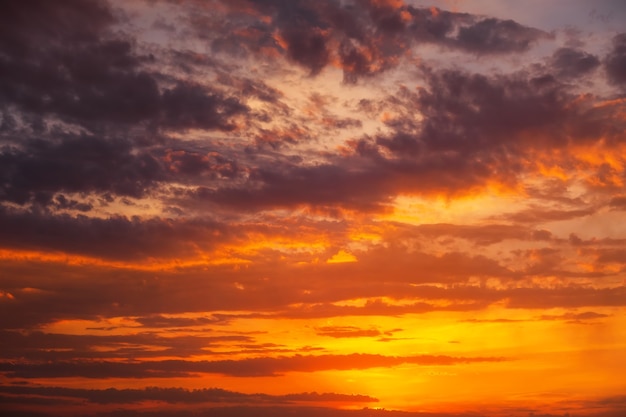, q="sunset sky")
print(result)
[1,1,626,416]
